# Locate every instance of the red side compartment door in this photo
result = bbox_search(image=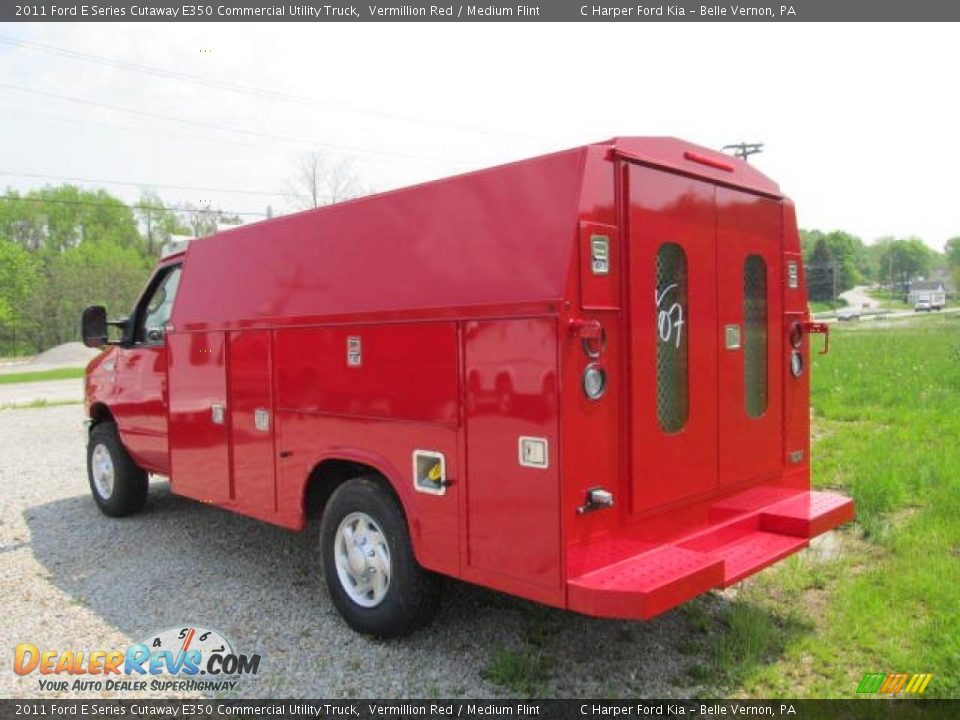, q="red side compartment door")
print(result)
[627,165,719,512]
[716,188,783,487]
[229,329,277,516]
[167,331,231,503]
[464,318,562,603]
